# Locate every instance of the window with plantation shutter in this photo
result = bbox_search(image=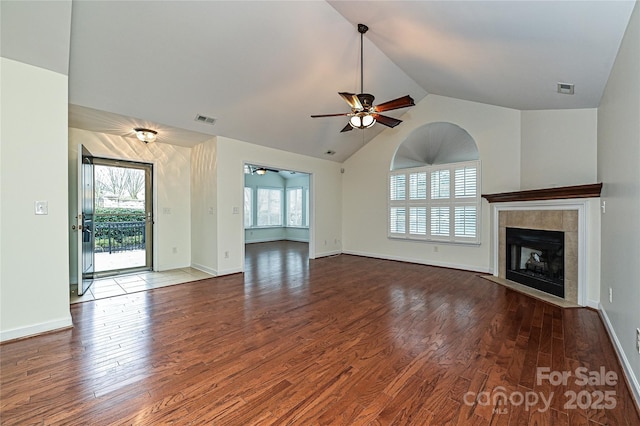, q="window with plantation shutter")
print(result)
[409,207,427,236]
[430,170,450,199]
[390,174,406,201]
[388,160,480,244]
[455,206,477,237]
[455,166,477,198]
[389,207,406,234]
[430,207,450,236]
[409,172,427,200]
